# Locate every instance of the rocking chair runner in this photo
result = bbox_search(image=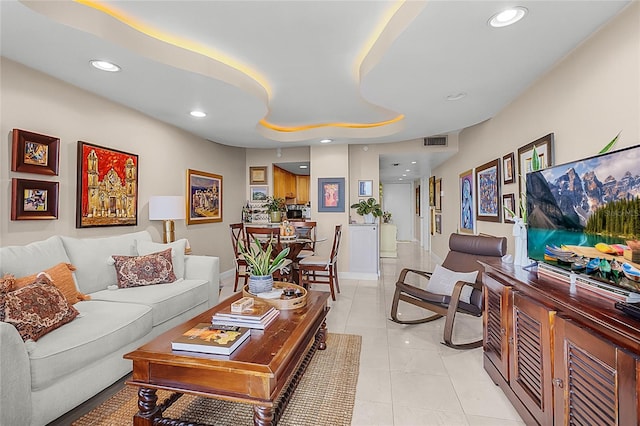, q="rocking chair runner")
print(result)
[390,233,507,349]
